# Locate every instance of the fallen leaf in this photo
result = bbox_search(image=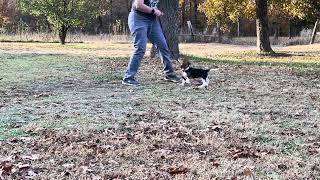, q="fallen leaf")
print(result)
[27,170,37,177]
[208,125,223,133]
[243,166,254,176]
[34,94,50,98]
[18,137,32,142]
[0,156,14,175]
[0,156,13,163]
[232,148,260,160]
[81,166,94,174]
[17,163,31,170]
[166,166,189,175]
[311,164,320,171]
[0,161,13,175]
[21,154,40,161]
[62,163,75,169]
[278,164,288,171]
[62,171,71,176]
[199,150,209,155]
[209,158,220,167]
[308,147,319,155]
